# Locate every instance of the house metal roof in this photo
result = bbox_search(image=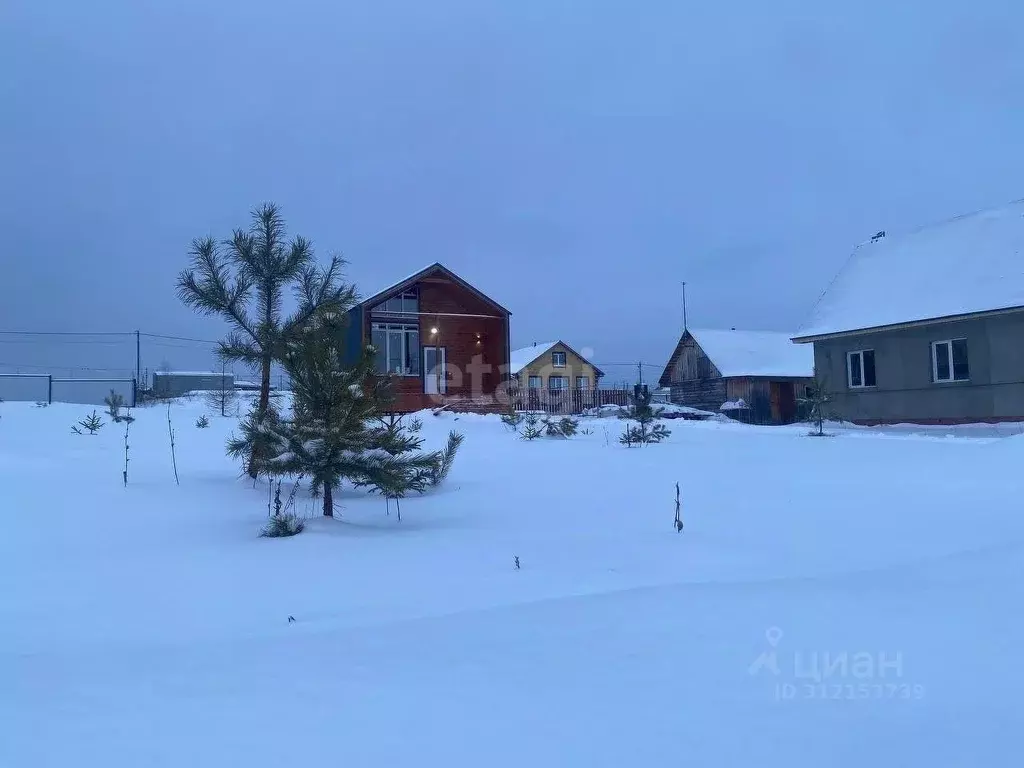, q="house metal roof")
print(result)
[357,262,511,316]
[663,329,813,381]
[509,340,605,377]
[794,199,1024,341]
